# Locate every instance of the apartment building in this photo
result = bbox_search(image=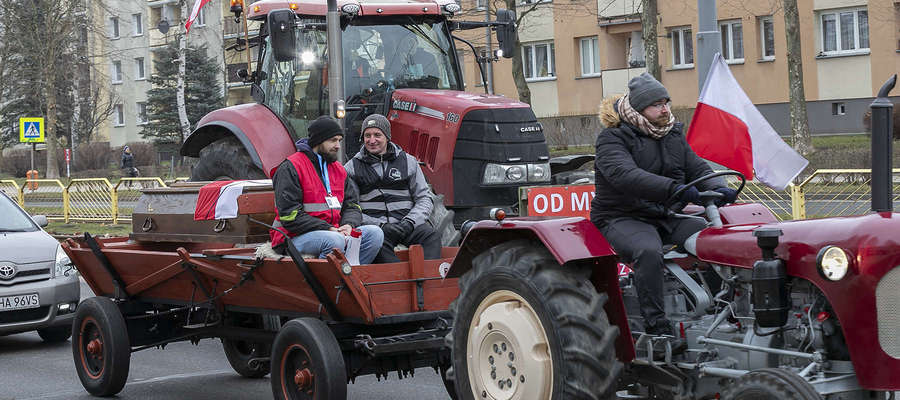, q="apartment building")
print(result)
[94,0,225,147]
[461,0,898,136]
[223,1,262,105]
